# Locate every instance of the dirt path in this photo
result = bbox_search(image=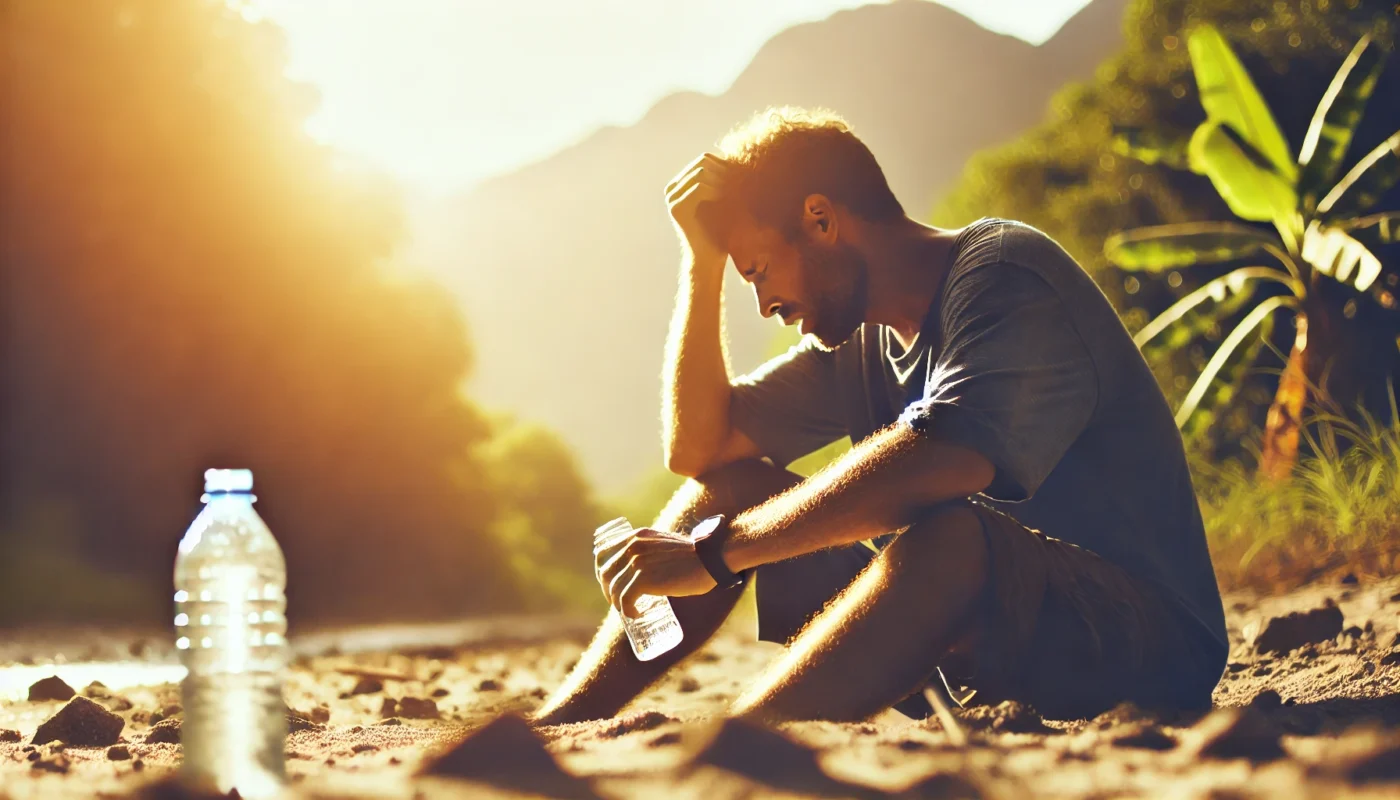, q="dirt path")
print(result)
[2,575,1399,799]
